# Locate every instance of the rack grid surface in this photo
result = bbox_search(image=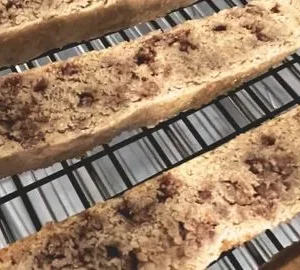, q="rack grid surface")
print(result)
[1,0,300,269]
